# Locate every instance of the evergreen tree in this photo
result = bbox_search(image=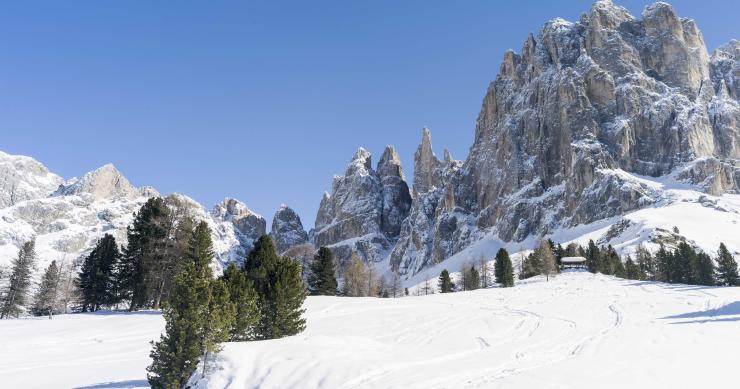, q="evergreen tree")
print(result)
[716,243,739,286]
[635,245,654,281]
[655,245,673,283]
[32,260,61,318]
[1,241,36,319]
[494,248,515,287]
[199,279,235,378]
[624,256,640,280]
[78,234,120,312]
[308,247,337,295]
[244,235,306,339]
[694,252,716,286]
[438,269,454,293]
[468,265,480,290]
[265,256,307,338]
[586,240,601,273]
[221,263,260,341]
[148,221,235,388]
[674,242,695,284]
[118,197,170,311]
